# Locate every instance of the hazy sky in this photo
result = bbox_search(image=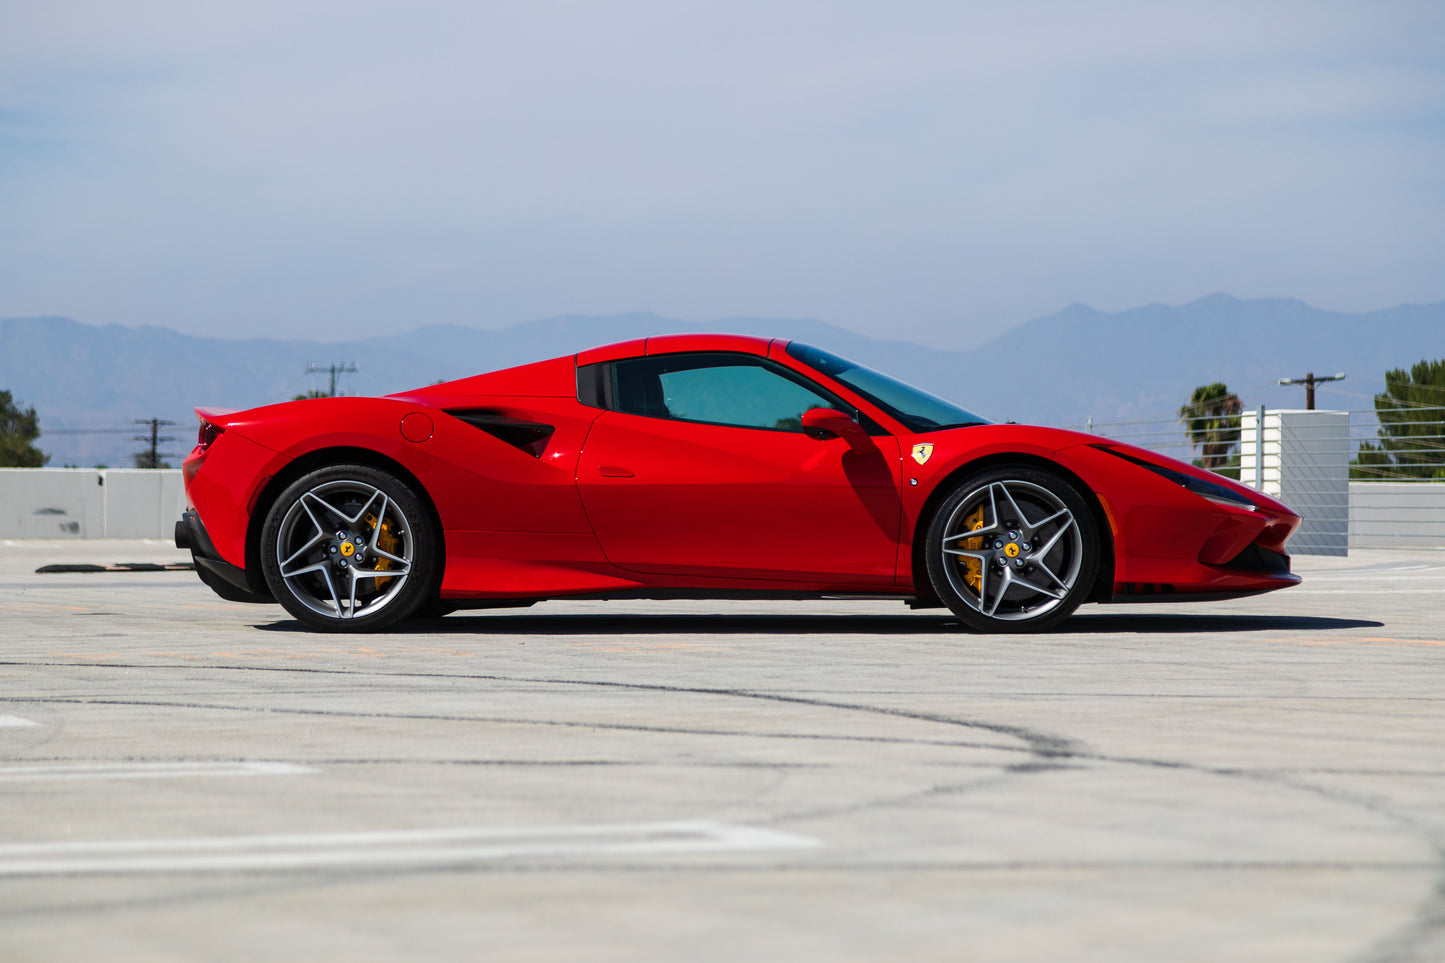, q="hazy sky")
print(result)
[2,1,1442,348]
